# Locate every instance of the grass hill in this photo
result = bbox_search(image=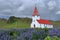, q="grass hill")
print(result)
[0,16,32,29]
[0,16,60,29]
[51,21,60,28]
